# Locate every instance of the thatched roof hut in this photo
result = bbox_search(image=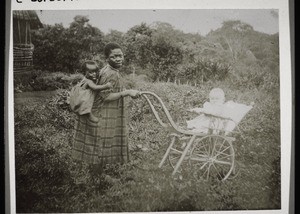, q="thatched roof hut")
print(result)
[13,10,43,72]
